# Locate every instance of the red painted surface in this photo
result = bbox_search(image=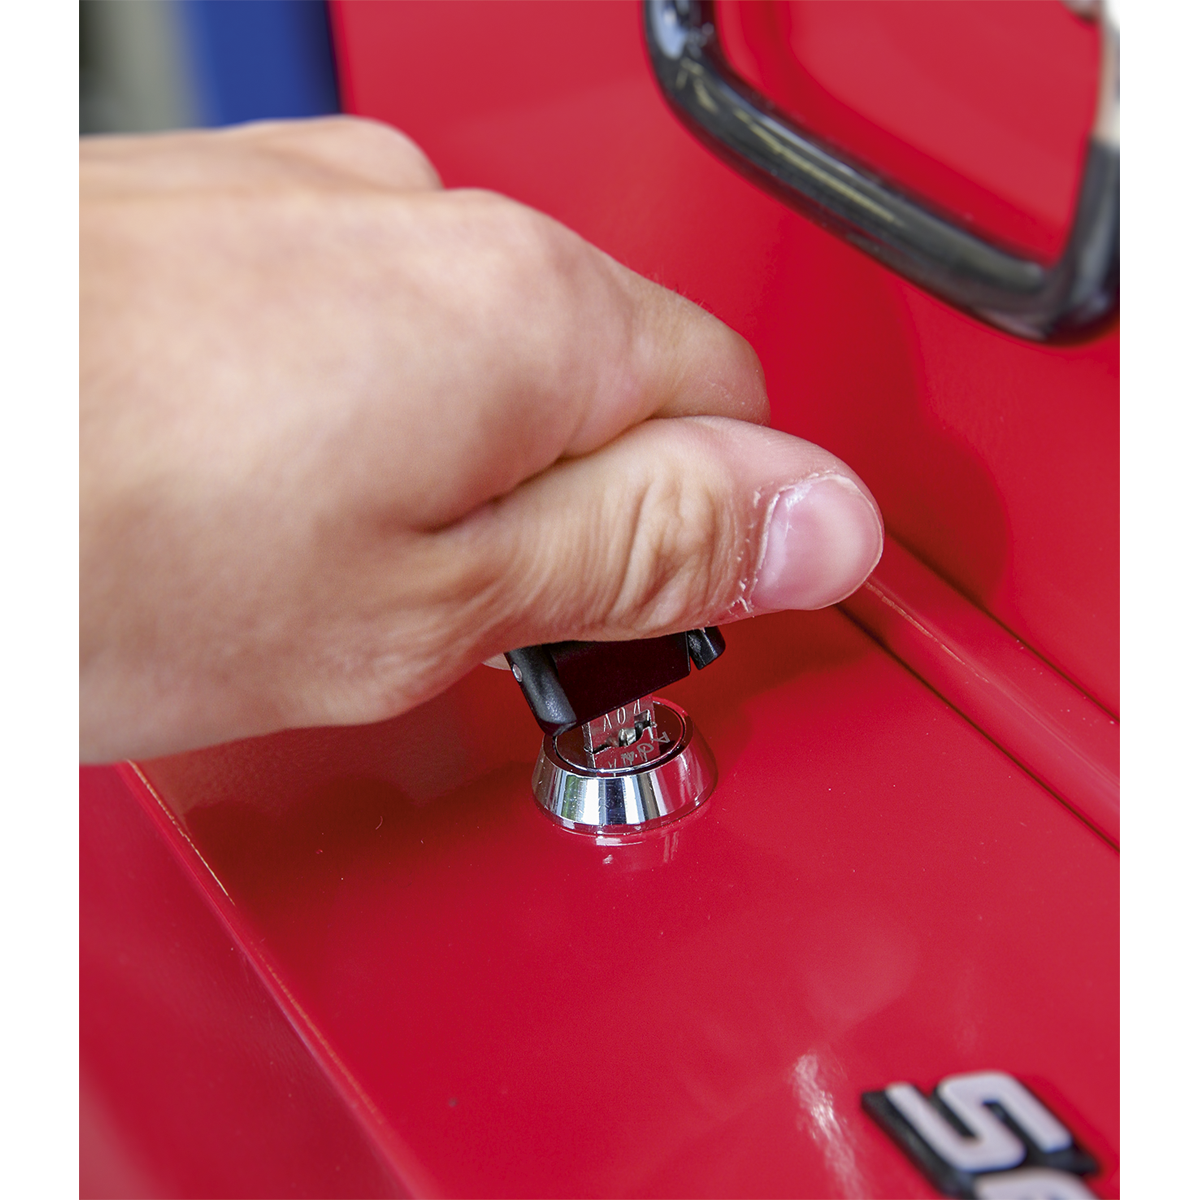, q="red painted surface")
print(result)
[101,608,1117,1198]
[80,765,405,1199]
[81,3,1119,1195]
[332,0,1119,715]
[843,539,1119,847]
[718,0,1100,261]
